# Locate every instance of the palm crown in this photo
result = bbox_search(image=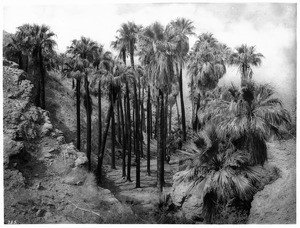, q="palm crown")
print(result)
[229,44,264,85]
